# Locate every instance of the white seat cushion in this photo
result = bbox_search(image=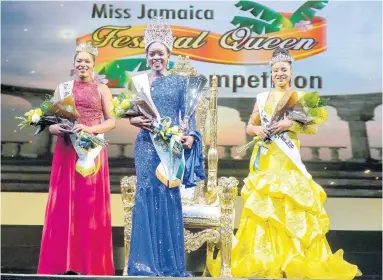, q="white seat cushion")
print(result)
[182,205,220,219]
